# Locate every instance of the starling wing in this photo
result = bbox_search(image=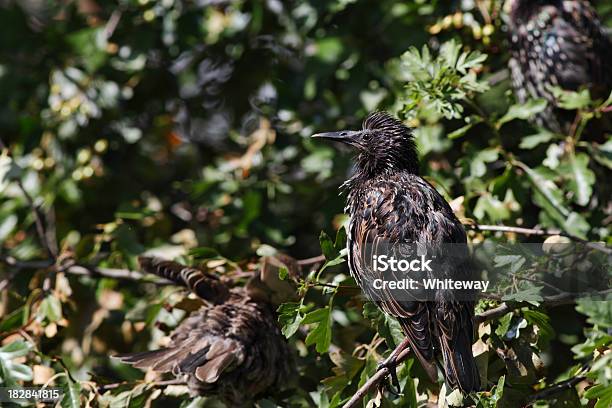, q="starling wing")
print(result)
[347,174,480,392]
[115,258,293,407]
